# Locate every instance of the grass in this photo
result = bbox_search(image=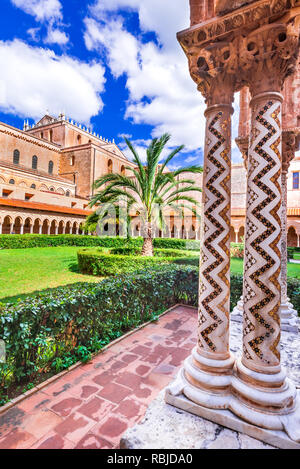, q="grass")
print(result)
[0,247,299,304]
[230,258,300,279]
[0,246,100,303]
